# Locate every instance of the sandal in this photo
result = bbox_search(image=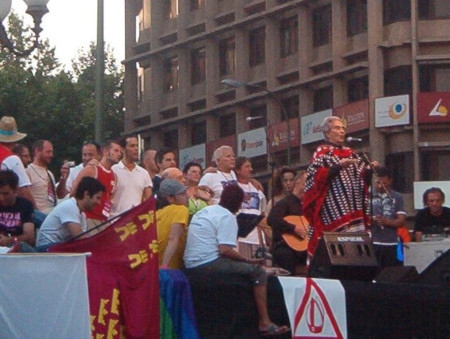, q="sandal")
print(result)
[259,323,290,336]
